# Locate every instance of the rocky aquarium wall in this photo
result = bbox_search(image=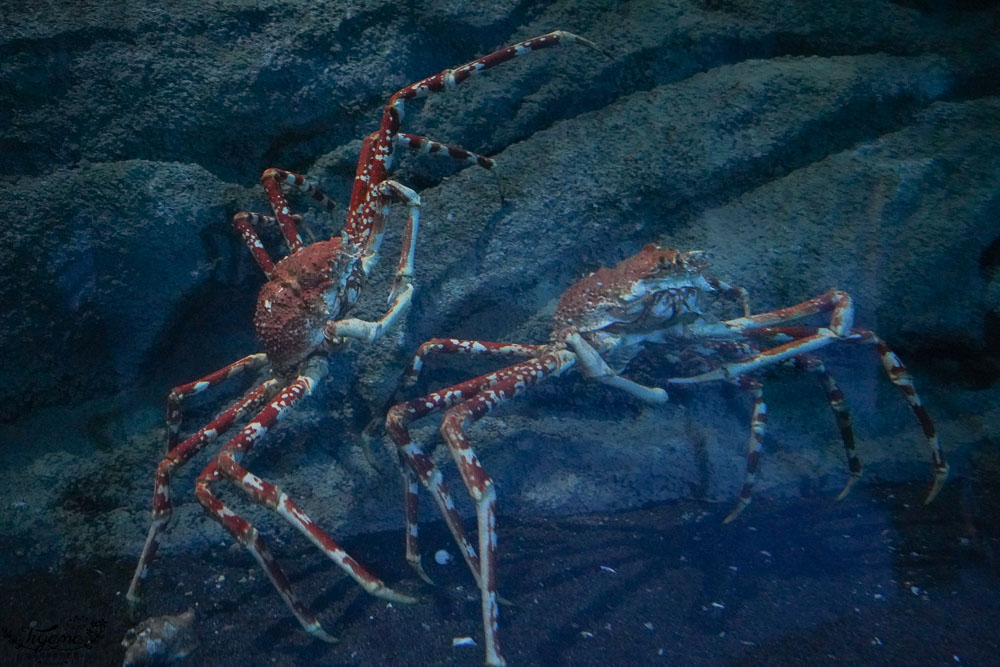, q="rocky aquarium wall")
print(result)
[1,1,998,665]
